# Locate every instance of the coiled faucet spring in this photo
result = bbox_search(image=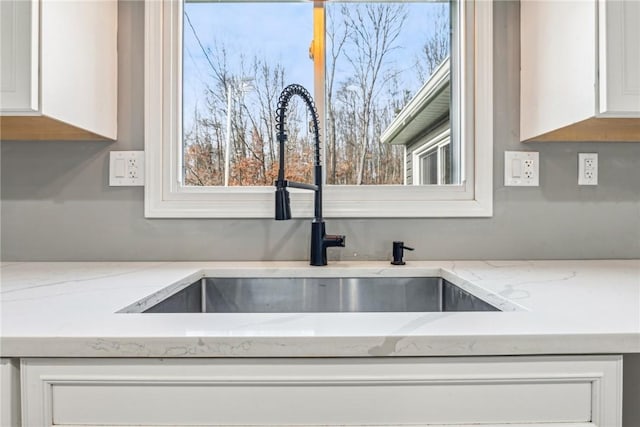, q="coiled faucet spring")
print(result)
[274,84,345,266]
